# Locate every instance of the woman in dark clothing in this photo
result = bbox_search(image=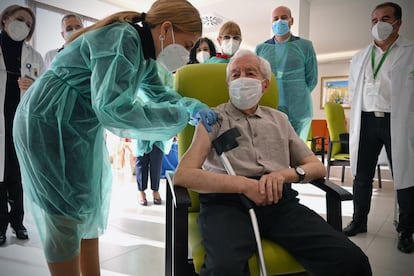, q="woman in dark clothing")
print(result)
[0,4,45,245]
